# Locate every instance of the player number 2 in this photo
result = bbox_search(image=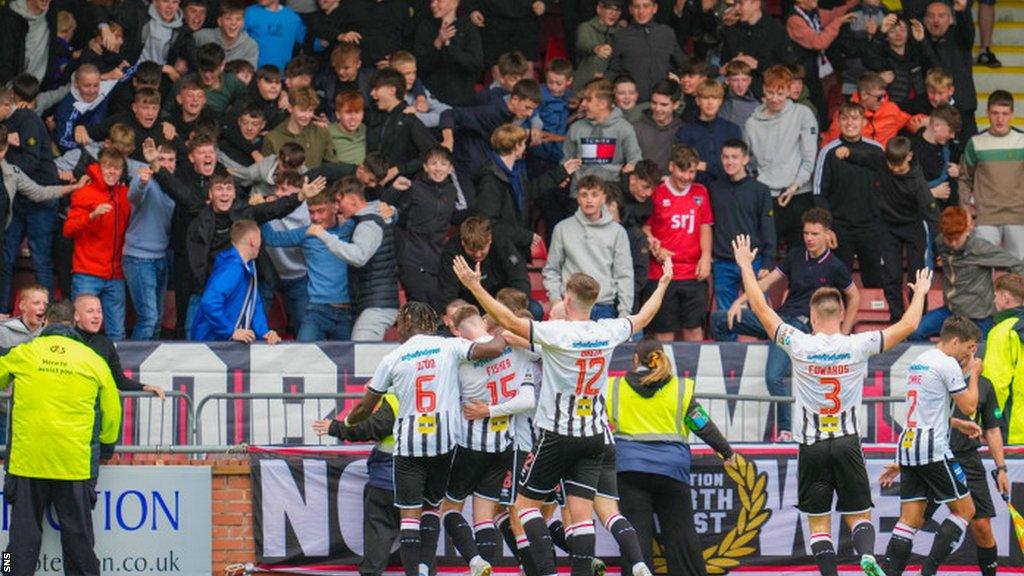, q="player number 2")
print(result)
[575,357,605,396]
[415,374,436,413]
[906,389,919,428]
[487,373,517,404]
[820,377,842,415]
